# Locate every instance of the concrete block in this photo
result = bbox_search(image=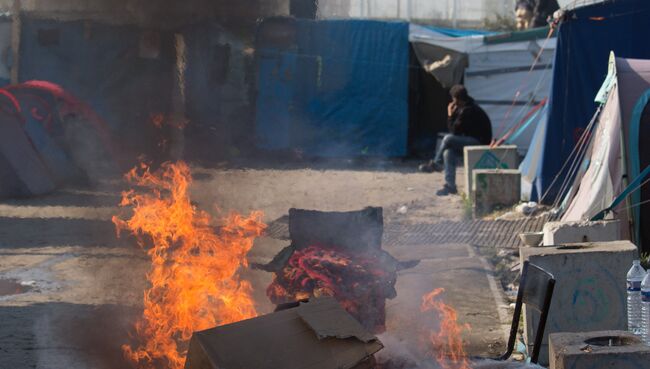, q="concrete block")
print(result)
[549,330,650,369]
[472,169,521,217]
[463,145,518,198]
[543,220,621,246]
[519,241,637,366]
